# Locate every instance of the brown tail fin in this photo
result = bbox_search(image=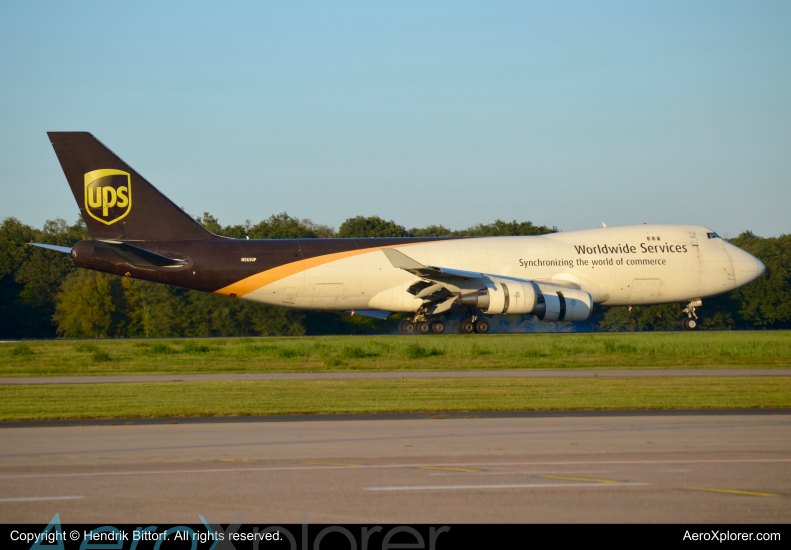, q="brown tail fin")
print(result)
[47,132,214,241]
